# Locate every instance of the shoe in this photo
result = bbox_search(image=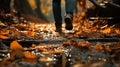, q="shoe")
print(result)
[55,27,62,33]
[55,27,65,37]
[65,14,73,30]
